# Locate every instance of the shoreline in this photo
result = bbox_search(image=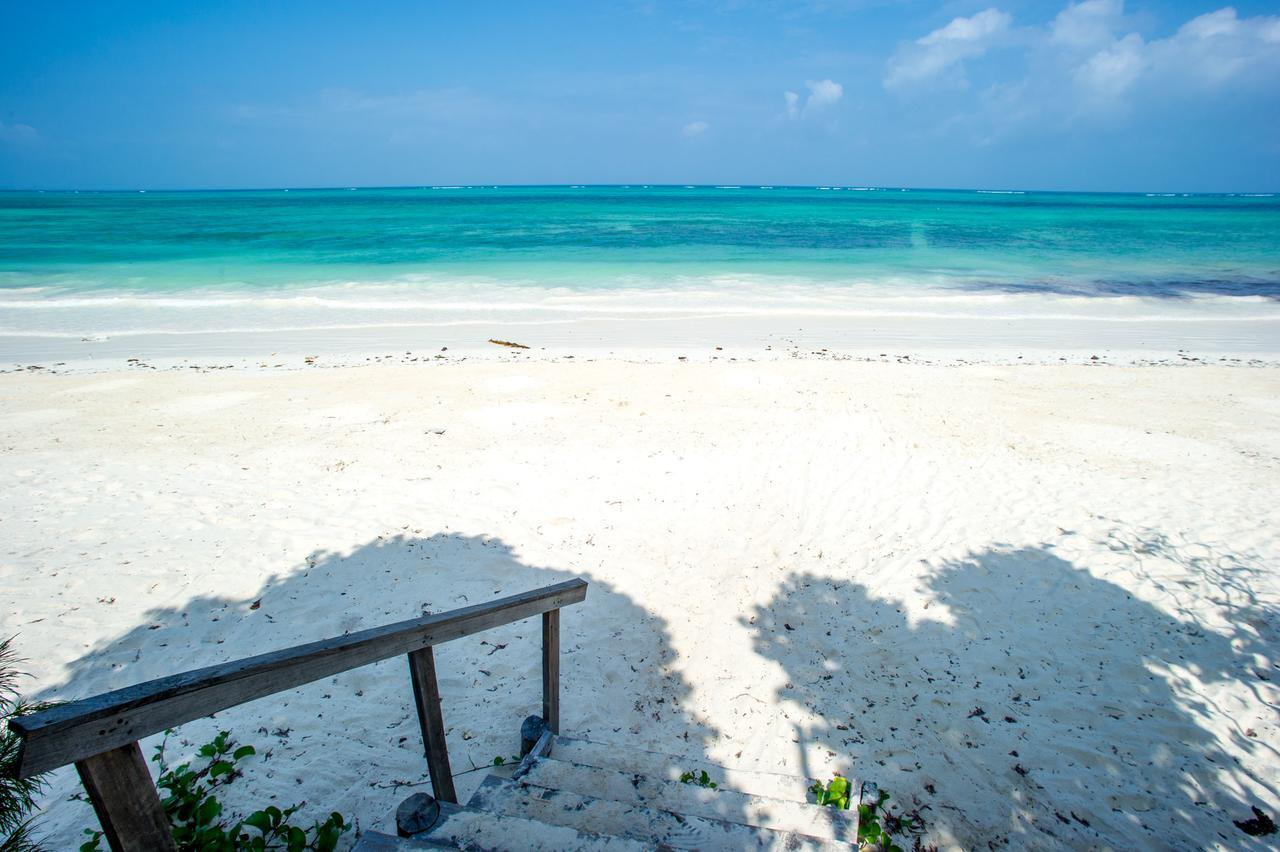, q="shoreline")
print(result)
[4,312,1279,373]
